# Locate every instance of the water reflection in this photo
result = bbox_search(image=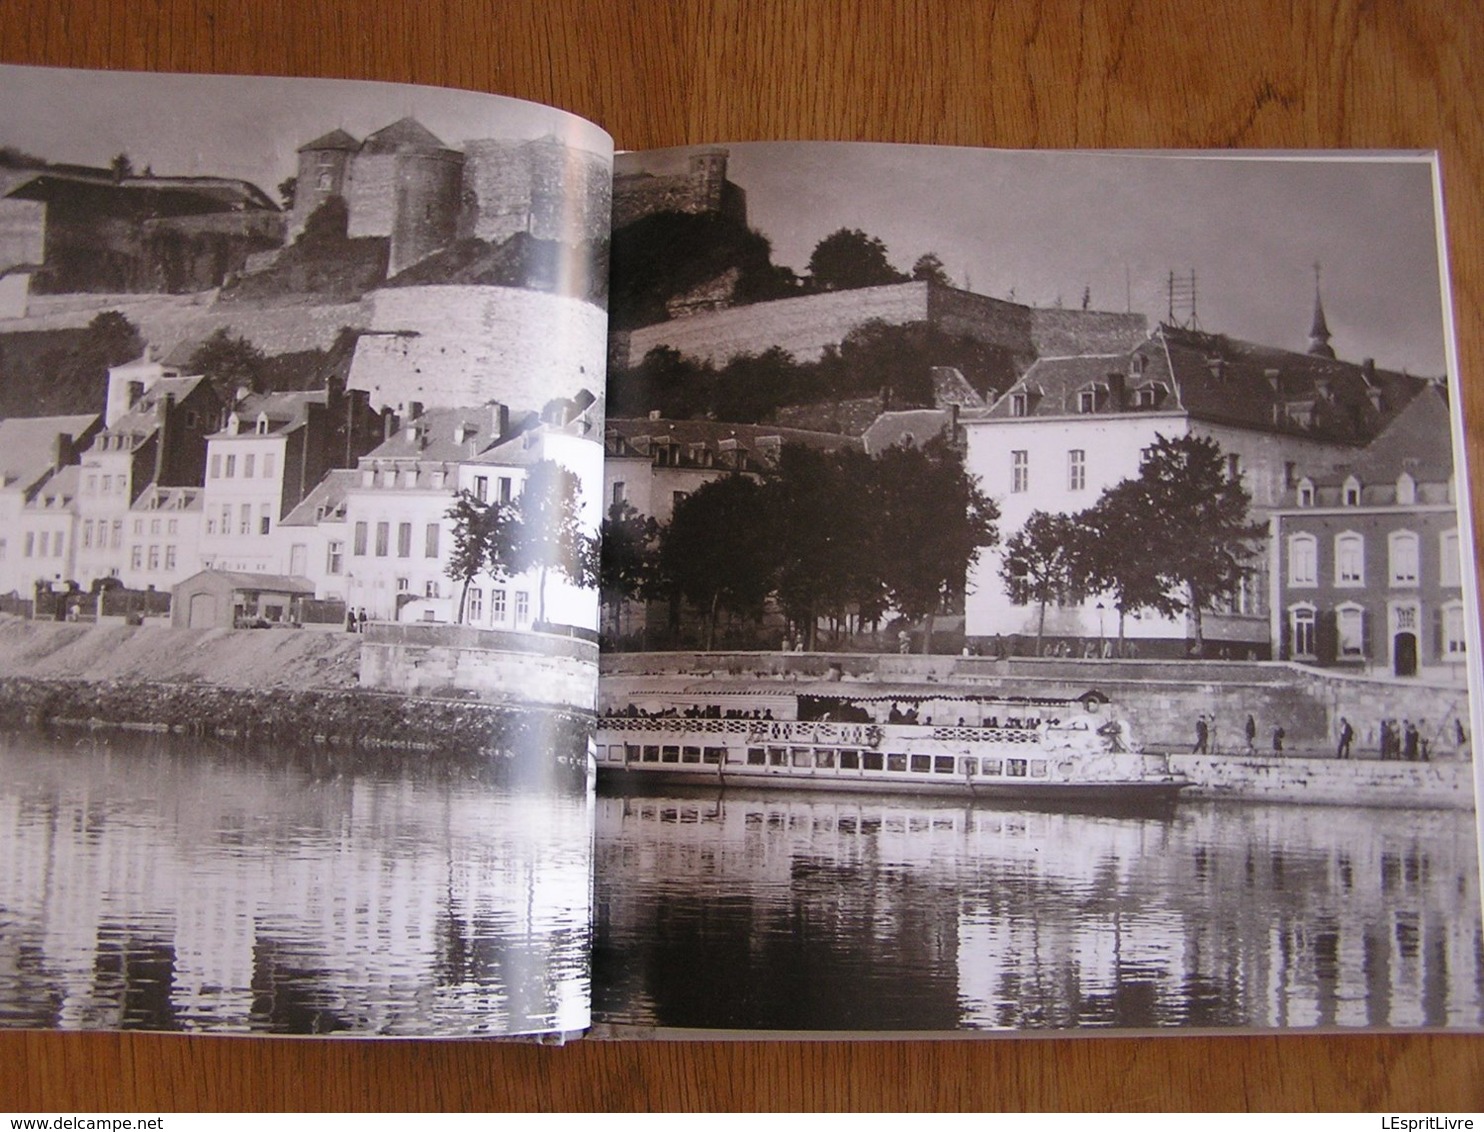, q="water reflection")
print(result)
[592,788,1483,1032]
[0,729,592,1036]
